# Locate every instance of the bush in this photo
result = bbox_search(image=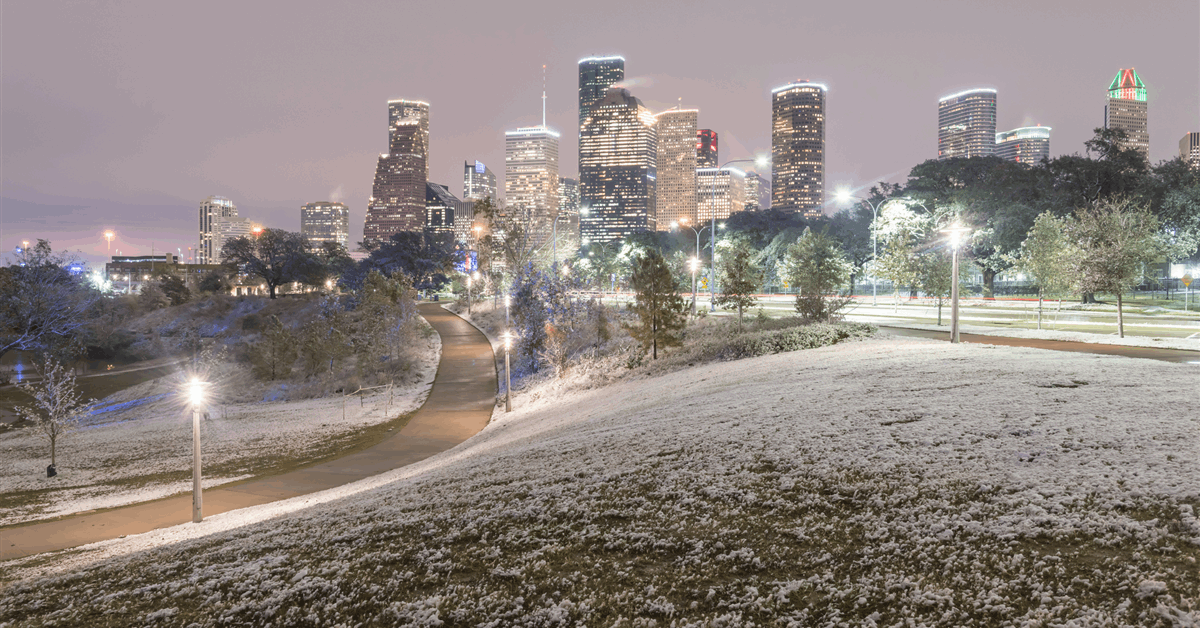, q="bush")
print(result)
[718,322,876,360]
